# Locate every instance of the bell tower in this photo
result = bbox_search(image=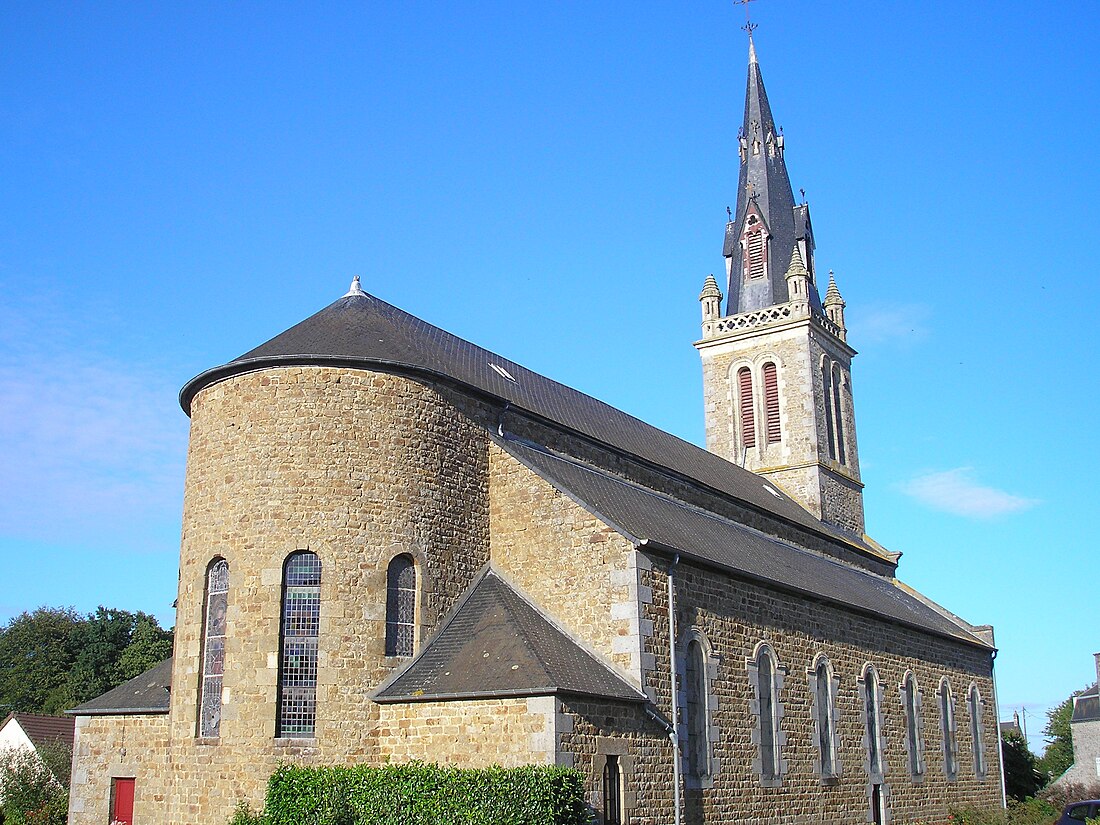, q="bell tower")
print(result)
[694,35,865,535]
